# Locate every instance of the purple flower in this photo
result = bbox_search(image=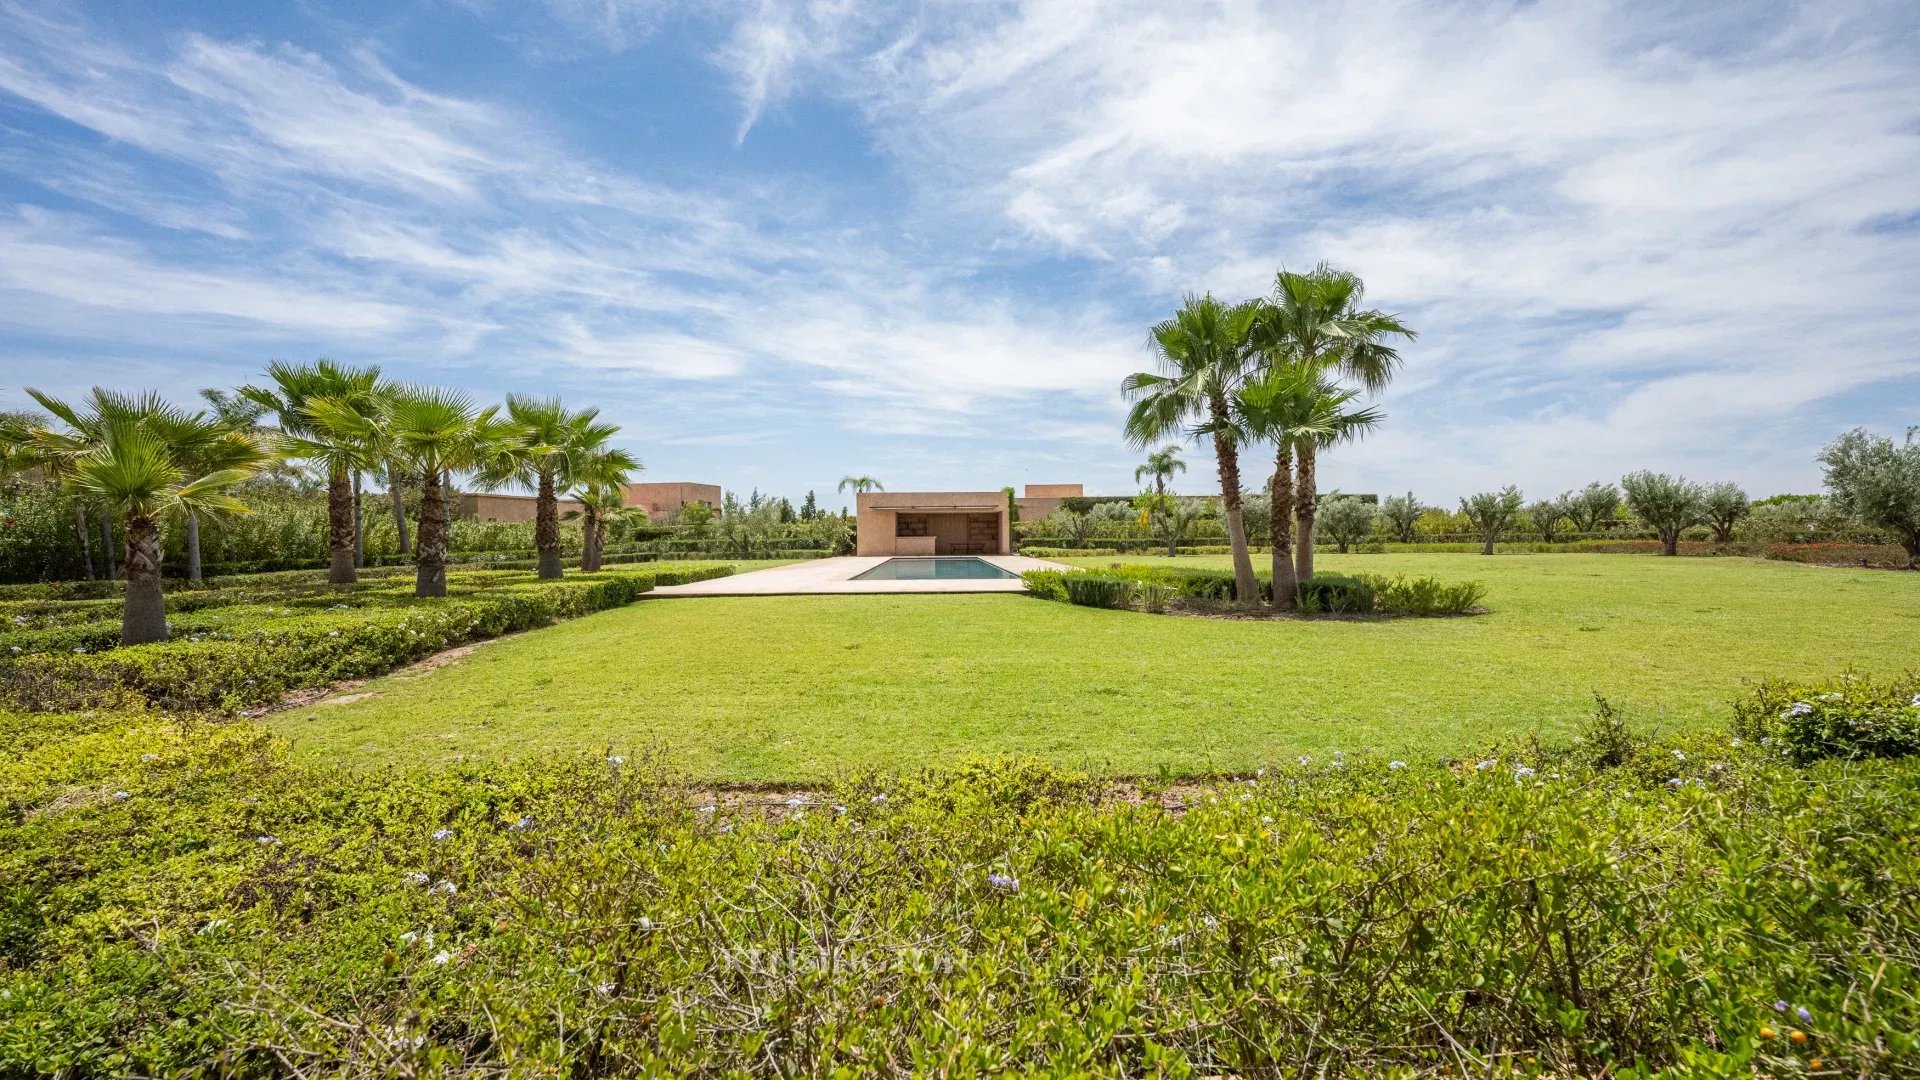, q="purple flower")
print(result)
[1773,1000,1790,1013]
[431,828,454,842]
[987,872,1020,893]
[1784,702,1813,718]
[1797,1005,1812,1024]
